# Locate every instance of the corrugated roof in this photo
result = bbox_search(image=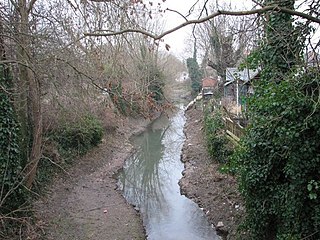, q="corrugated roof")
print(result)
[225,68,259,86]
